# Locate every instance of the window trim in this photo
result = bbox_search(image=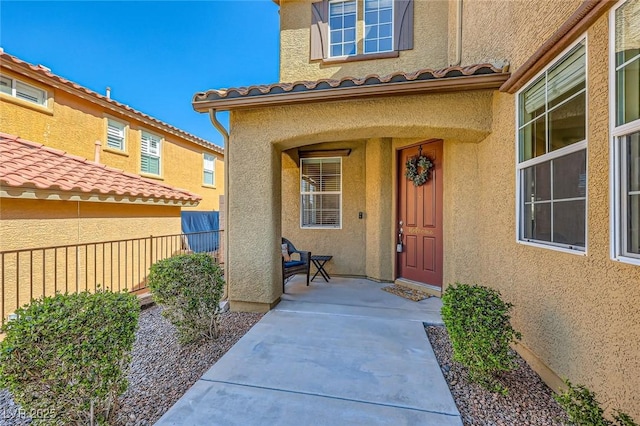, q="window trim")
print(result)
[140,130,163,177]
[515,35,589,255]
[609,0,640,266]
[203,152,216,187]
[300,157,343,230]
[0,74,50,112]
[105,116,128,153]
